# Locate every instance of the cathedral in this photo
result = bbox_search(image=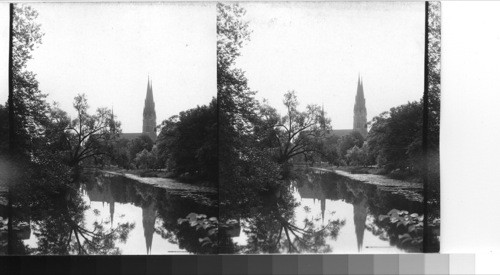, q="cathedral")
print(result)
[330,75,368,138]
[120,77,157,141]
[142,78,157,141]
